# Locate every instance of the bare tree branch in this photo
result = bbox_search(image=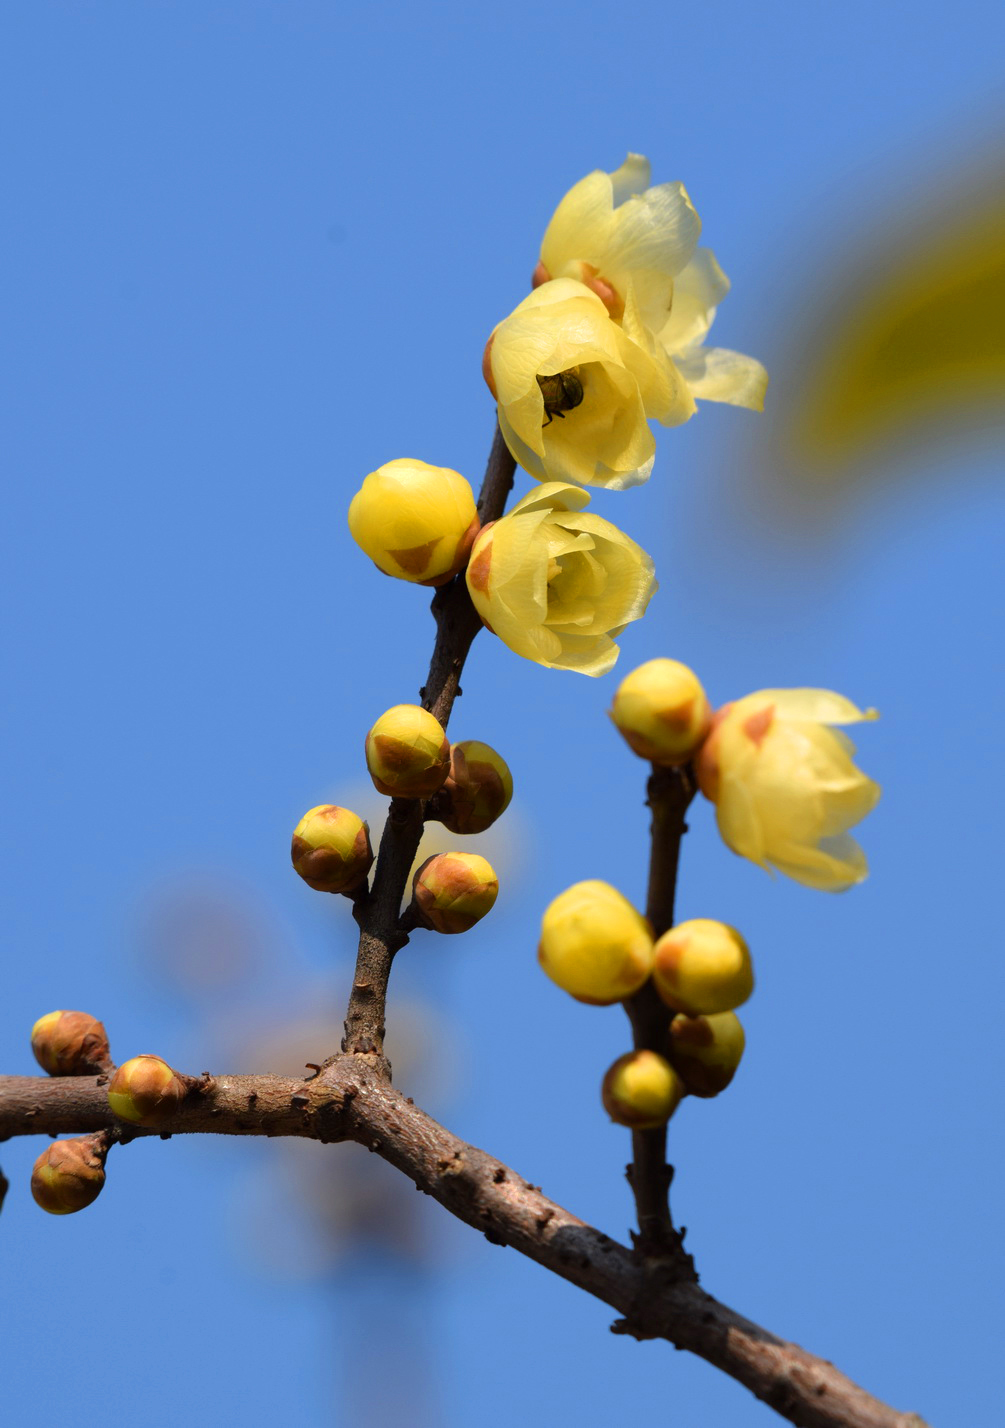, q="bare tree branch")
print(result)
[339,424,516,1068]
[623,764,697,1260]
[0,1063,927,1428]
